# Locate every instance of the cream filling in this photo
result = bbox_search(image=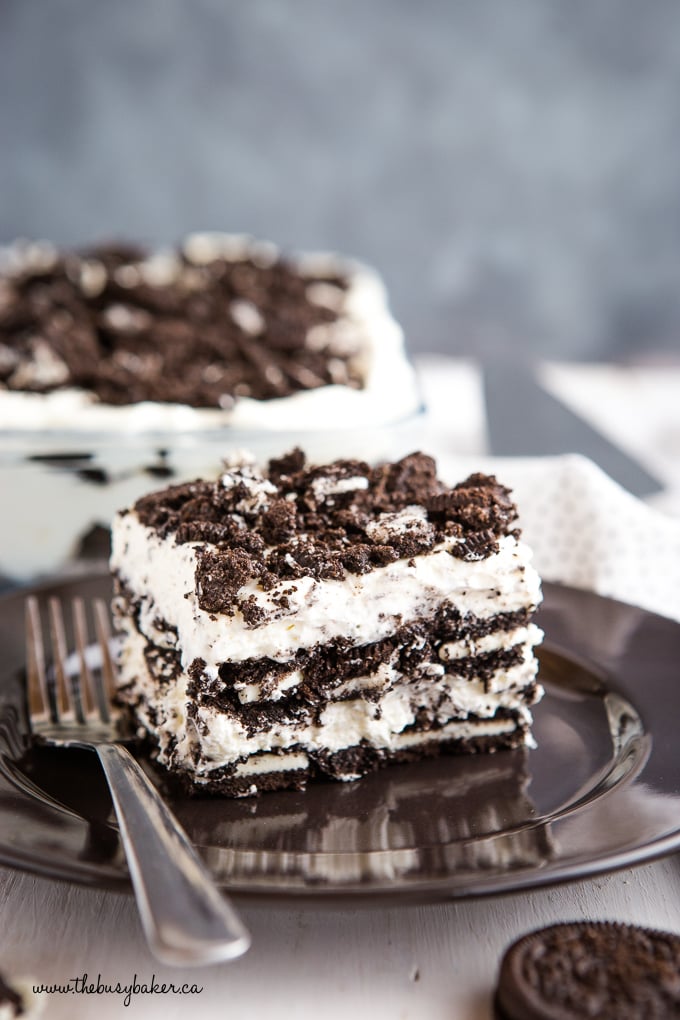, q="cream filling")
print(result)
[111,513,542,667]
[392,715,521,750]
[200,715,524,784]
[233,752,309,777]
[439,624,543,662]
[226,714,524,783]
[245,649,542,713]
[233,668,306,705]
